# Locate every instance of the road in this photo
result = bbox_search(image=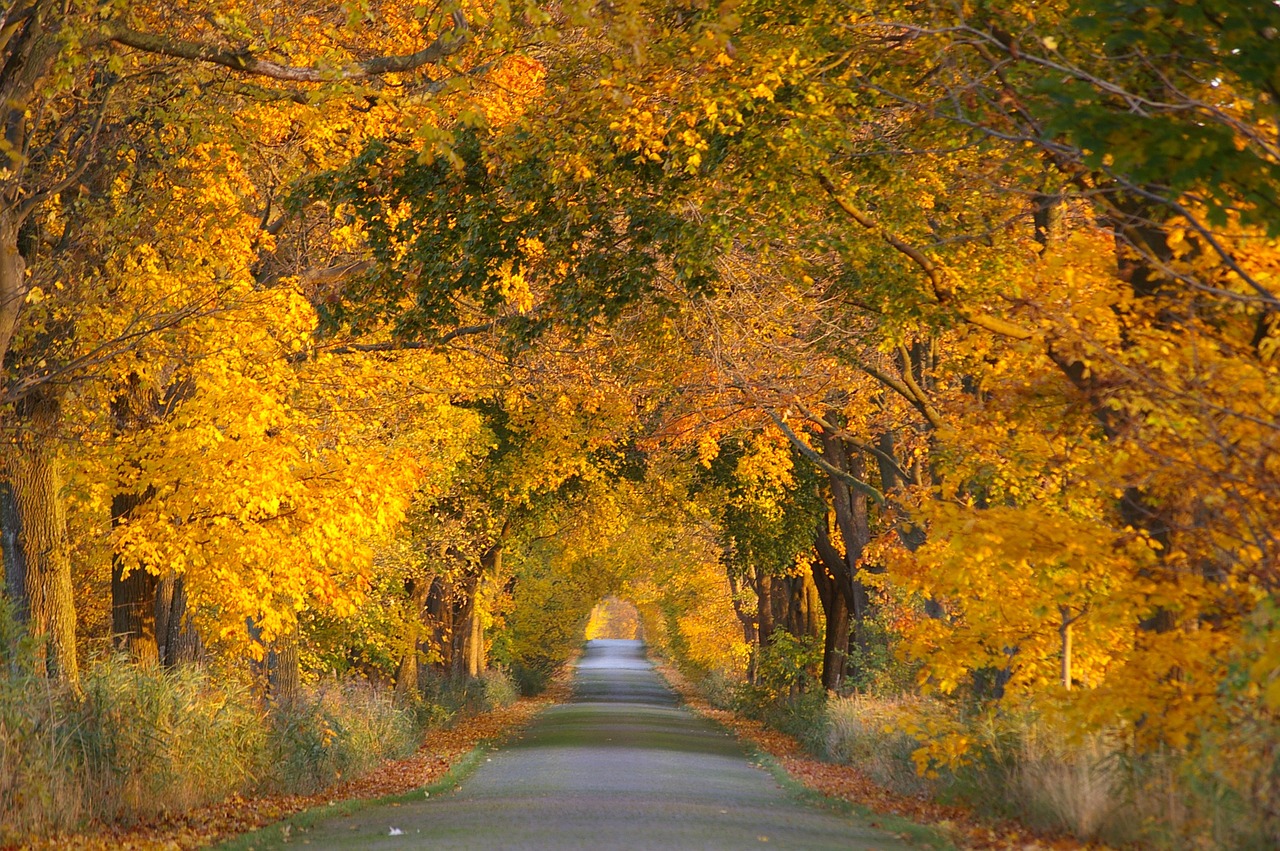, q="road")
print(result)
[272,639,922,850]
